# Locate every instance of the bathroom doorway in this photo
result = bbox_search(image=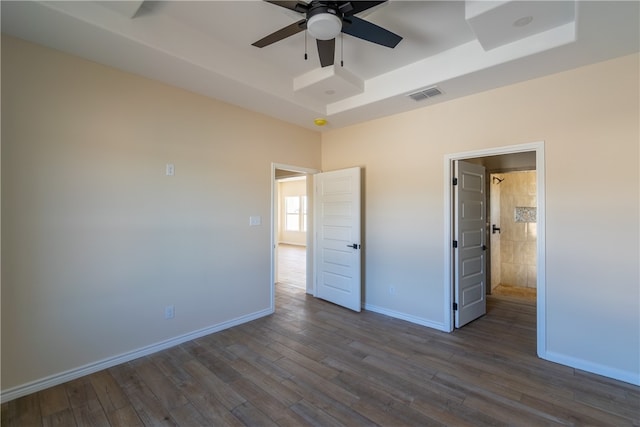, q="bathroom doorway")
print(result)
[463,151,538,301]
[445,142,546,356]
